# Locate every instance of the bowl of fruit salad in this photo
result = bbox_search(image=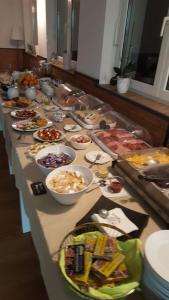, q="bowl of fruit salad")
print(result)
[70,134,91,150]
